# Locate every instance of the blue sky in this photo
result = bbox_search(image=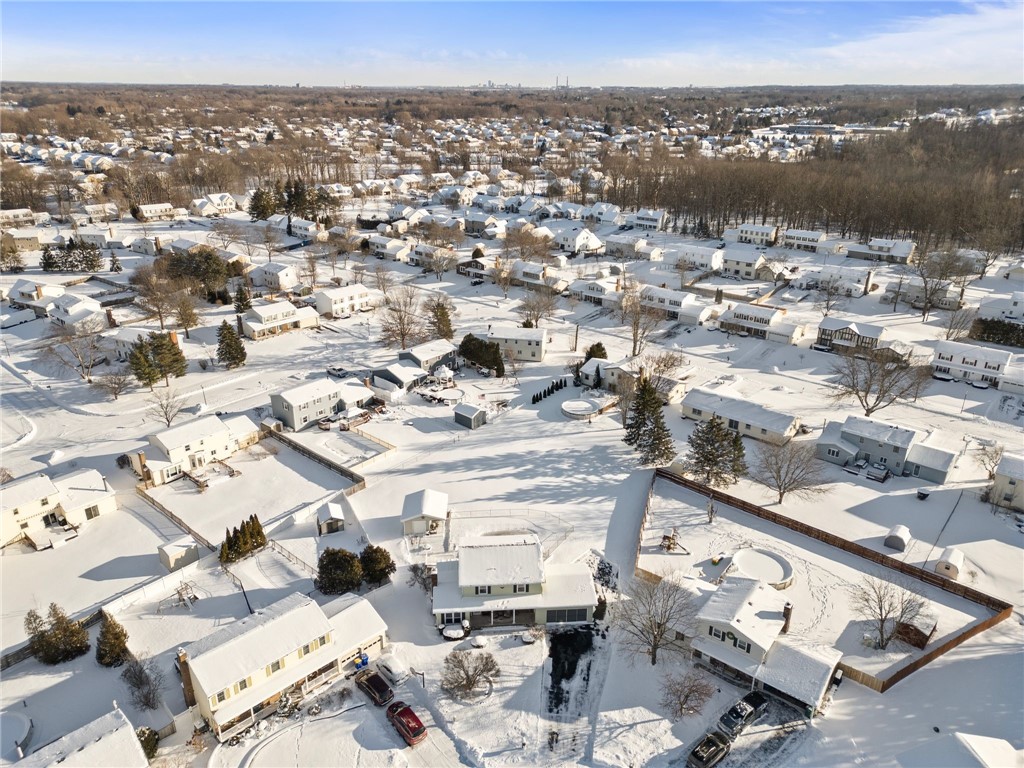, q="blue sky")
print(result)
[3,2,1021,86]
